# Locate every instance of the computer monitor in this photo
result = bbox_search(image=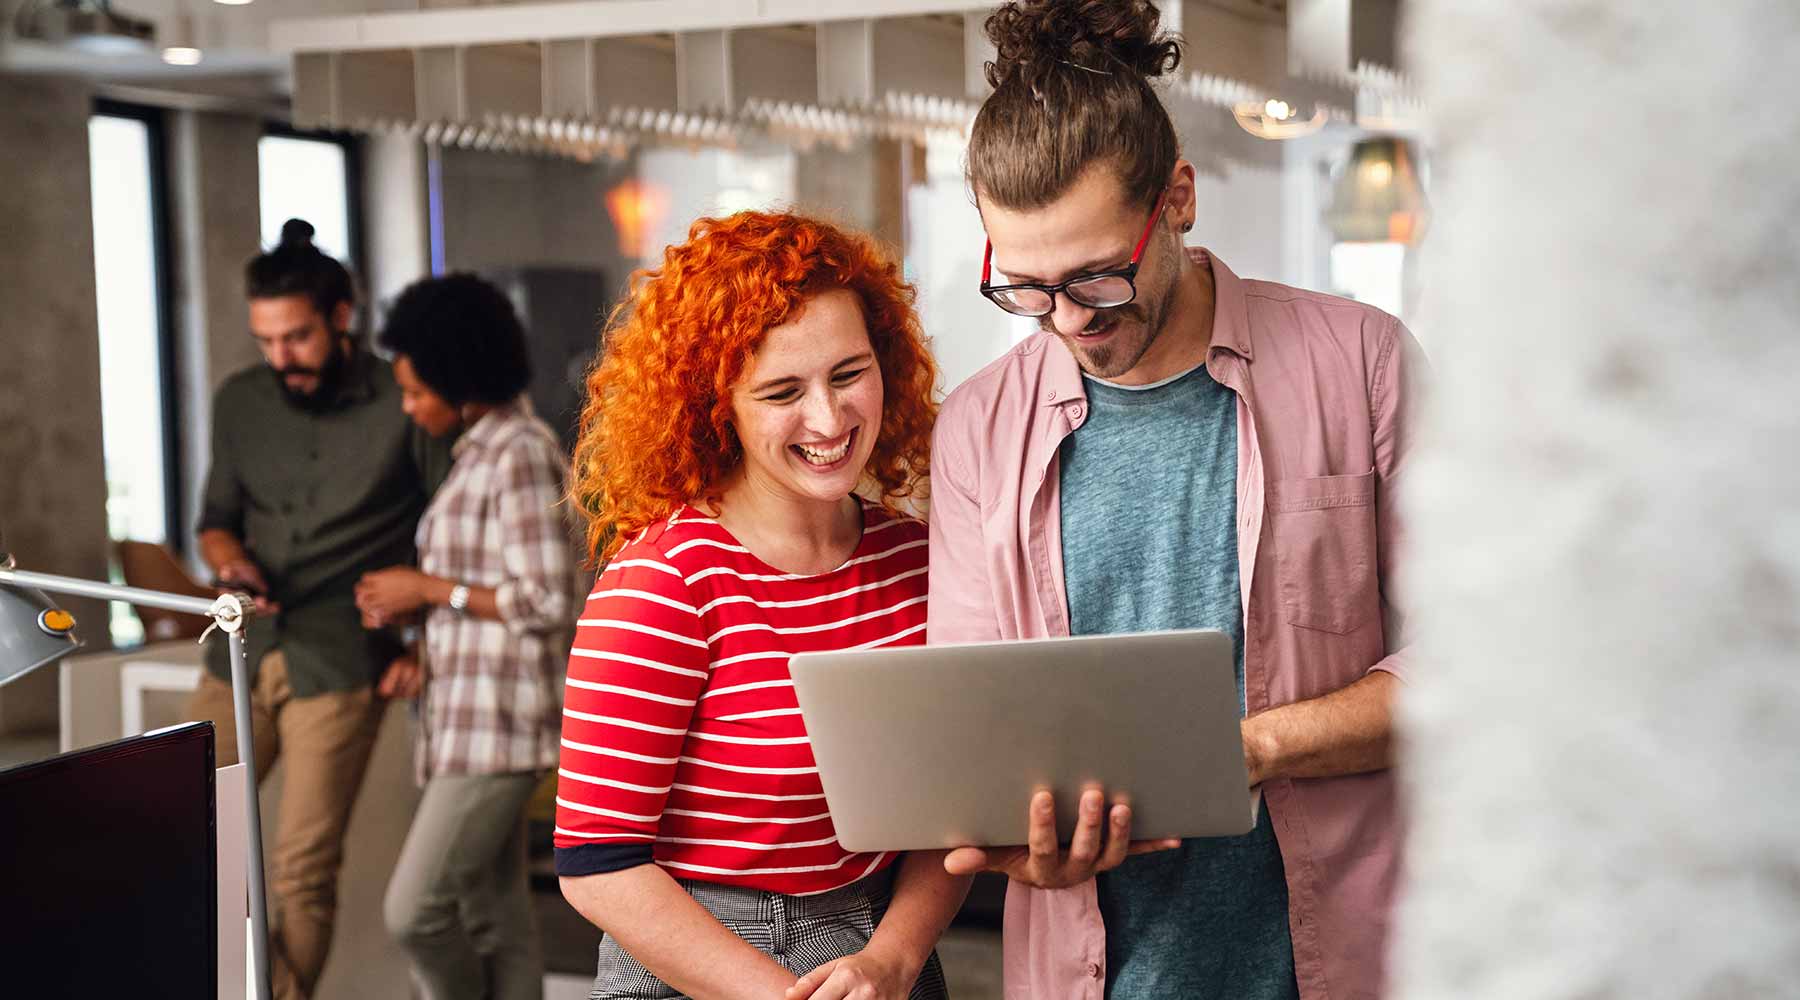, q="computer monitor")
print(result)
[0,722,217,998]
